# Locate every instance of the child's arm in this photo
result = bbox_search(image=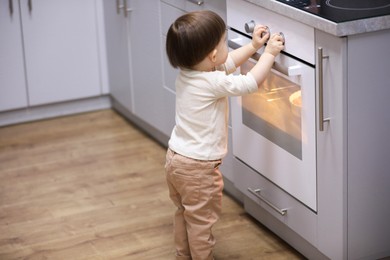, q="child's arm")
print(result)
[249,34,284,86]
[229,25,268,68]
